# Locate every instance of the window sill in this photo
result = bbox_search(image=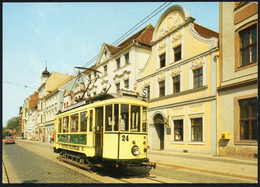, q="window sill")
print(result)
[234,140,257,146]
[188,141,205,145]
[171,141,185,144]
[235,61,257,72]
